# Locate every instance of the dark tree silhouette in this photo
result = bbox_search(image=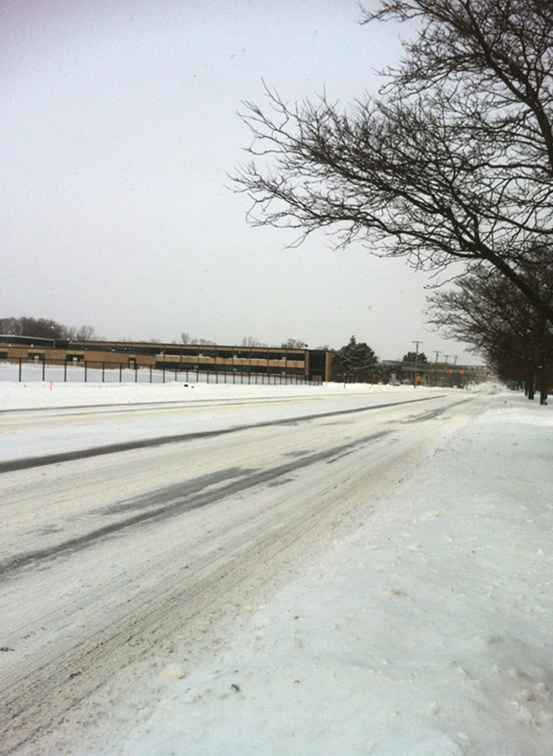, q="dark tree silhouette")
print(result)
[402,351,428,364]
[427,257,553,403]
[0,317,95,341]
